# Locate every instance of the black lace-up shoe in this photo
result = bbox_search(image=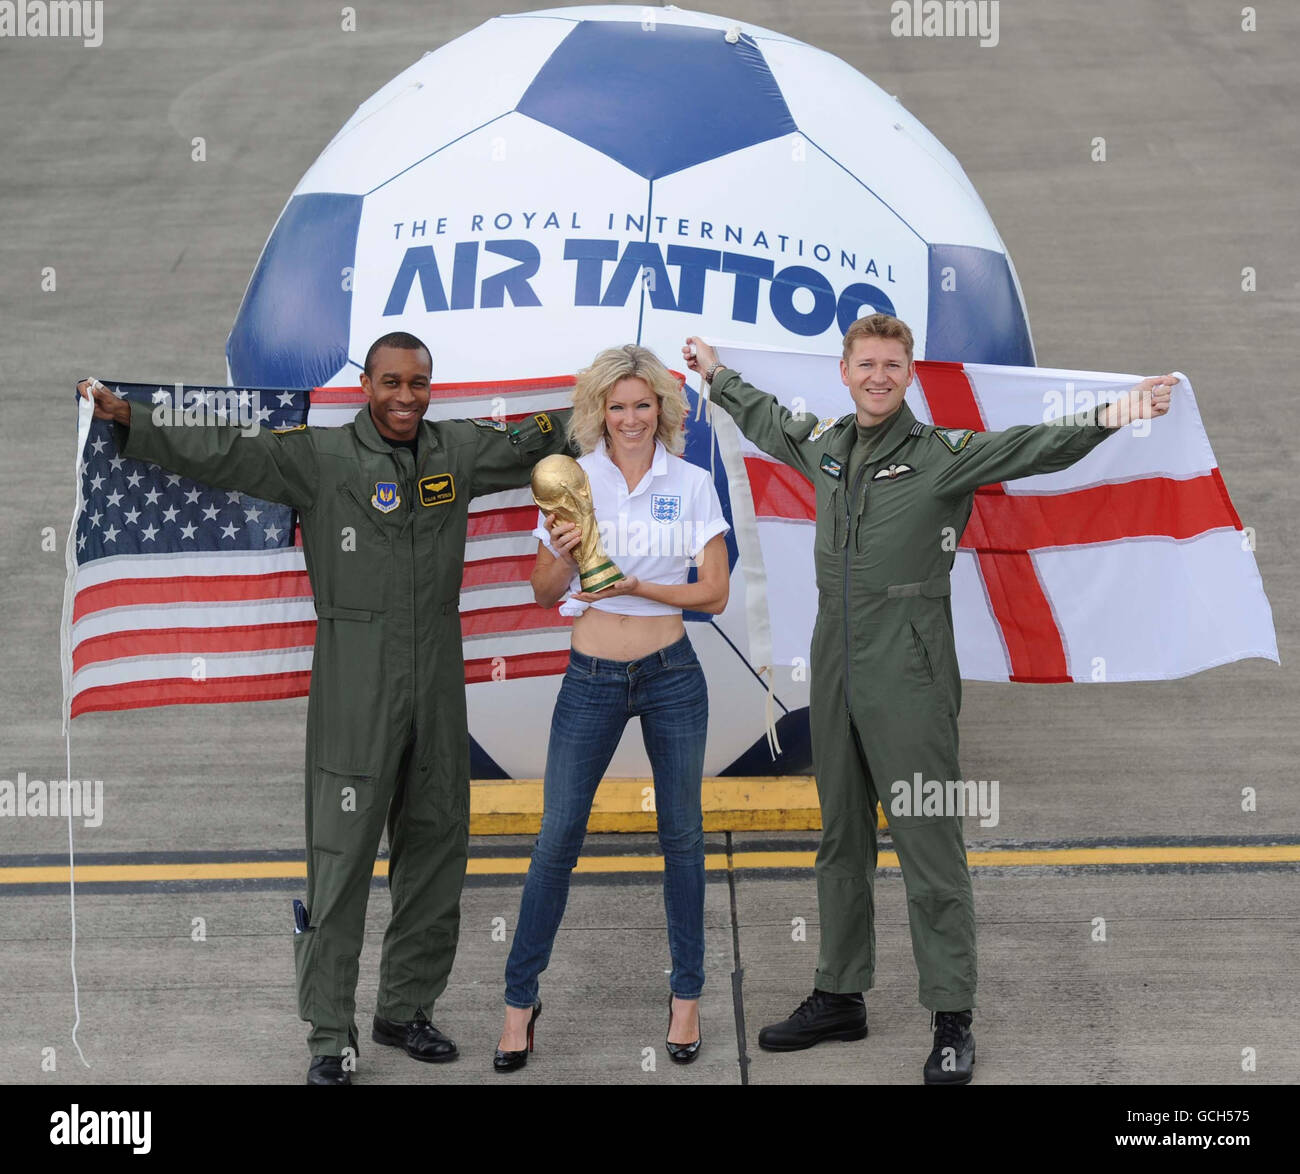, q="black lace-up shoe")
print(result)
[923,1010,975,1085]
[372,1009,459,1063]
[306,1055,351,1085]
[757,989,868,1051]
